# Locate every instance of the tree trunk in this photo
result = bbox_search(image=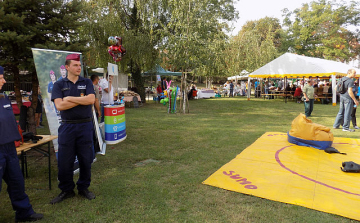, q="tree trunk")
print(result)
[13,66,22,109]
[28,71,38,135]
[180,72,189,114]
[131,62,146,103]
